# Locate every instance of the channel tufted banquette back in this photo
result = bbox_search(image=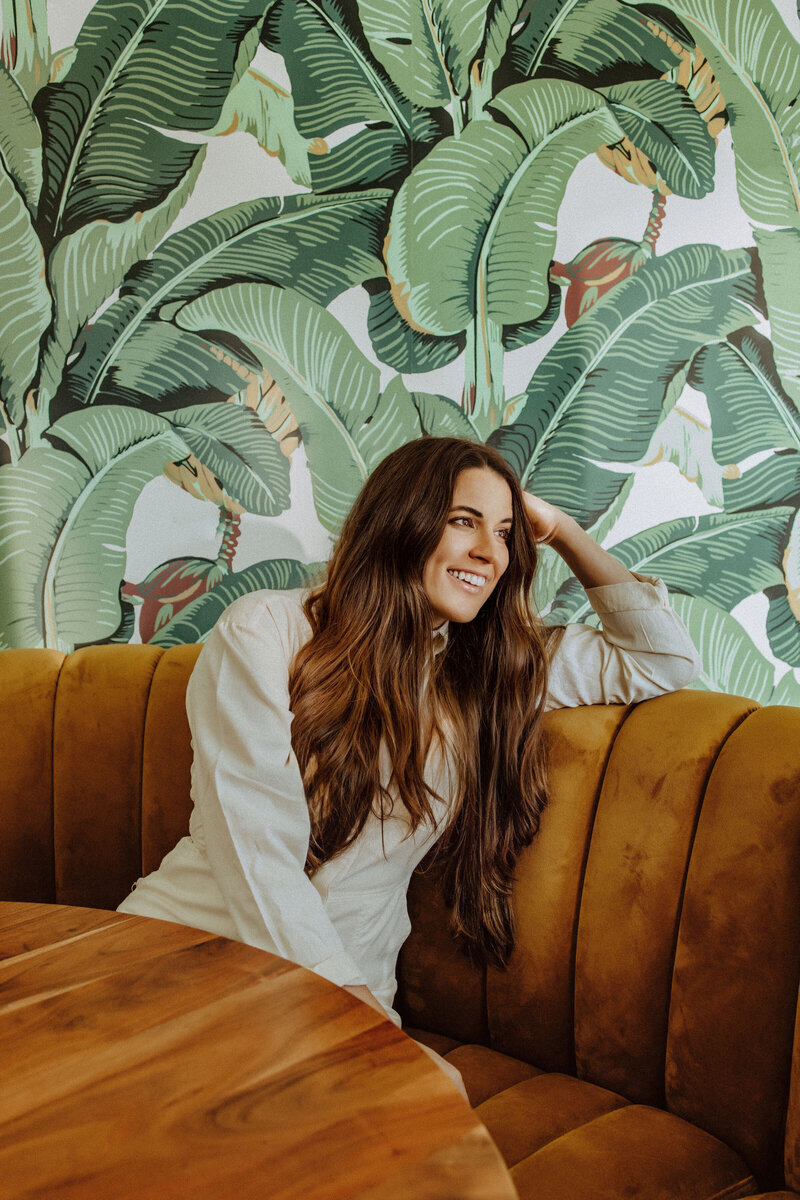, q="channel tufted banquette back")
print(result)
[2,645,800,1191]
